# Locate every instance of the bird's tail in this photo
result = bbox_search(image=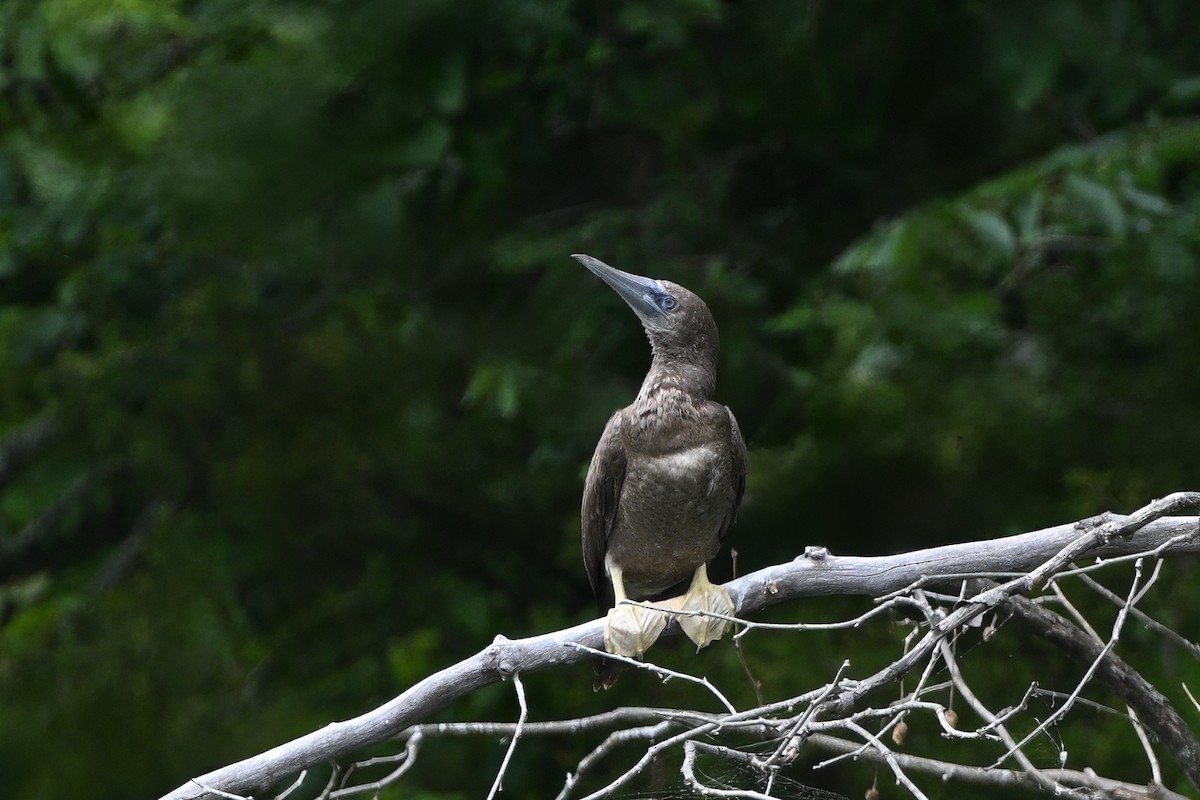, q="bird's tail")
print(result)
[592,655,624,691]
